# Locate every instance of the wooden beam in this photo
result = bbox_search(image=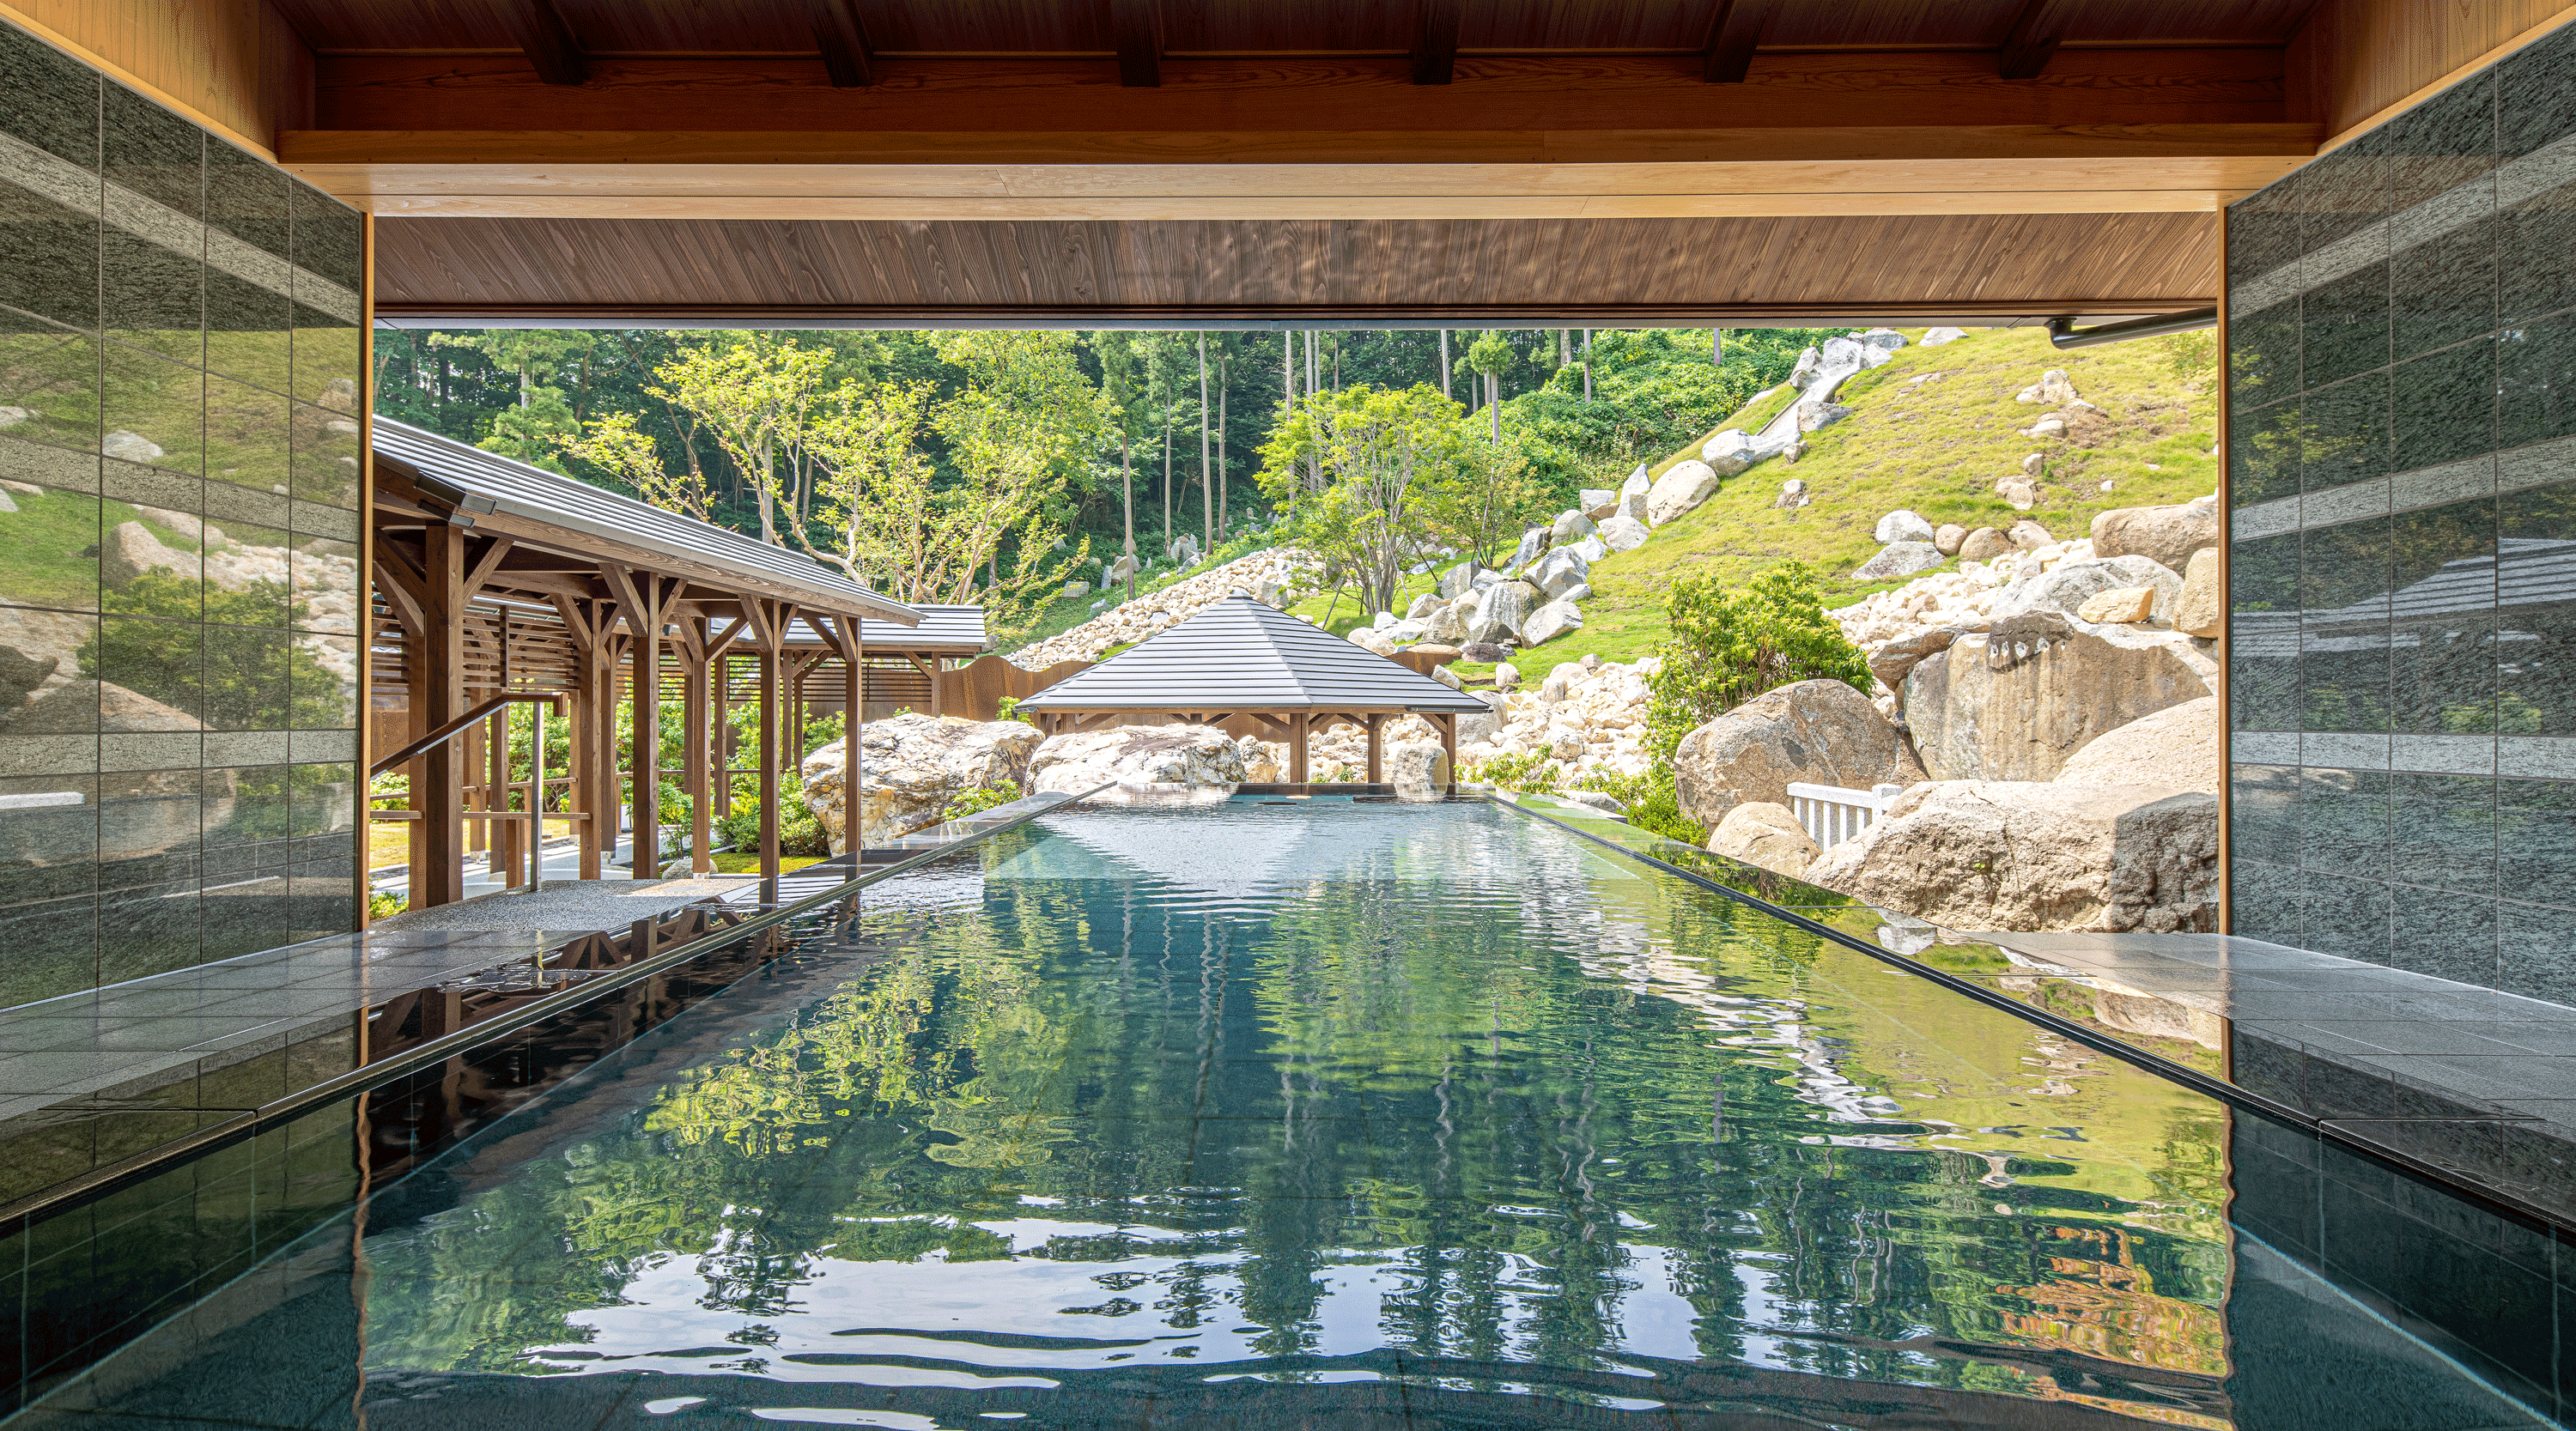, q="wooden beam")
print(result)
[1701,0,1773,84]
[1411,0,1460,87]
[809,0,874,88]
[462,533,517,597]
[1998,0,2070,81]
[1109,0,1160,88]
[501,0,587,87]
